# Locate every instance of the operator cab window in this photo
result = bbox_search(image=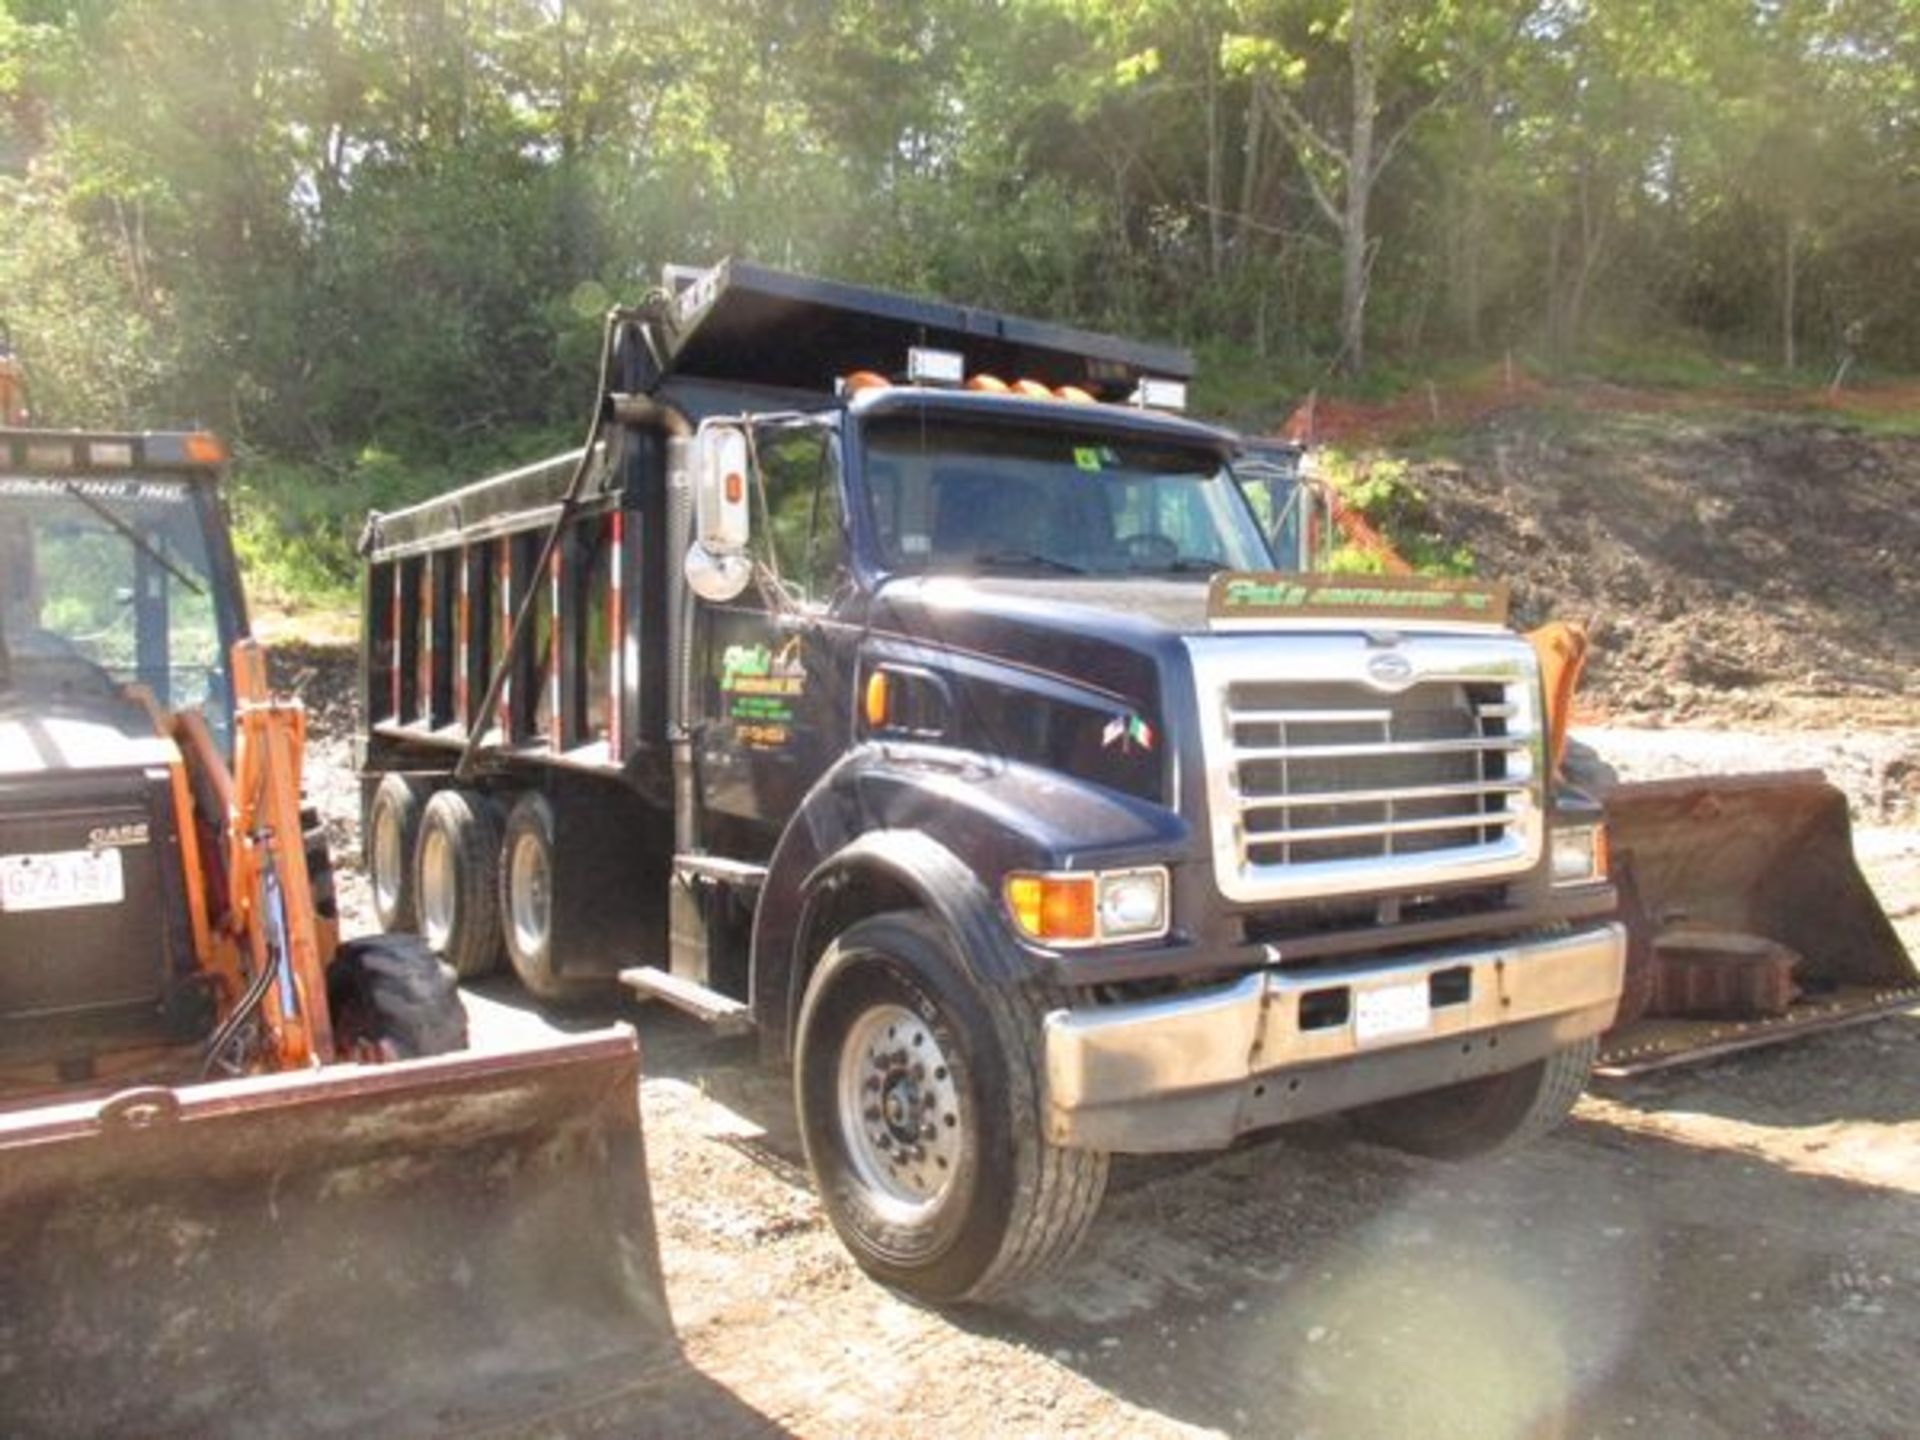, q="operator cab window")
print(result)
[0,476,228,746]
